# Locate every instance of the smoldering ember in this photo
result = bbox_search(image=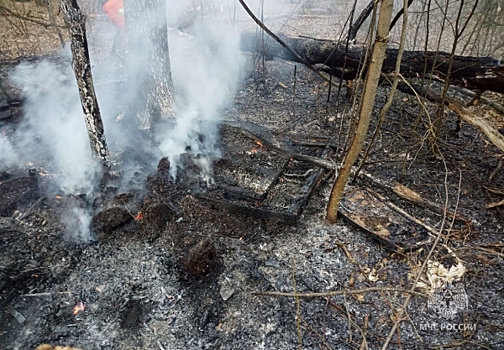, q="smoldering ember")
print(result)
[0,0,503,349]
